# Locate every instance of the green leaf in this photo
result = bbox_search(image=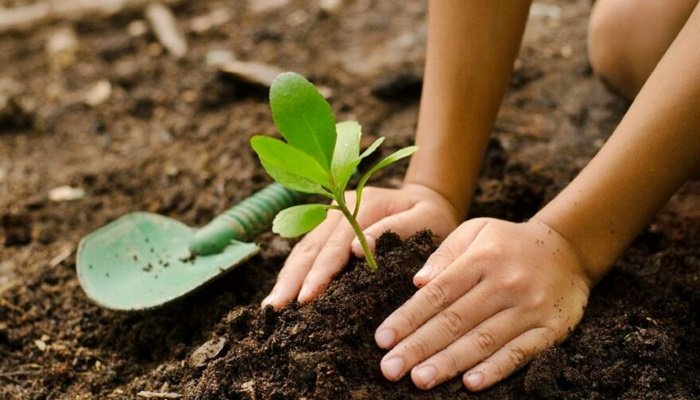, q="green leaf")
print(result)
[270,72,336,170]
[360,137,385,159]
[332,121,361,192]
[260,164,332,198]
[272,204,330,237]
[251,136,330,188]
[353,145,418,216]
